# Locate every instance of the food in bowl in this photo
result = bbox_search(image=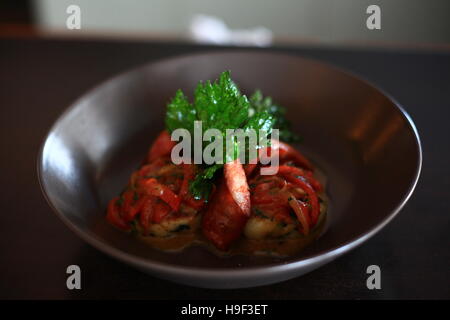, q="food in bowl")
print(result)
[106,71,327,256]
